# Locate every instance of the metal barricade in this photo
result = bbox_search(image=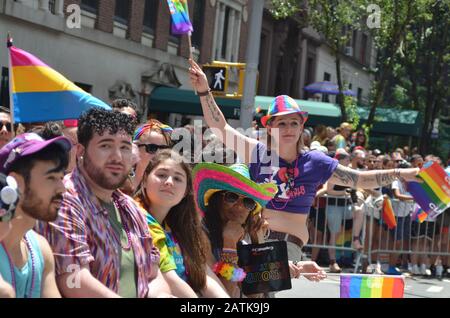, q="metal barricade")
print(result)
[306,194,366,273]
[366,199,450,271]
